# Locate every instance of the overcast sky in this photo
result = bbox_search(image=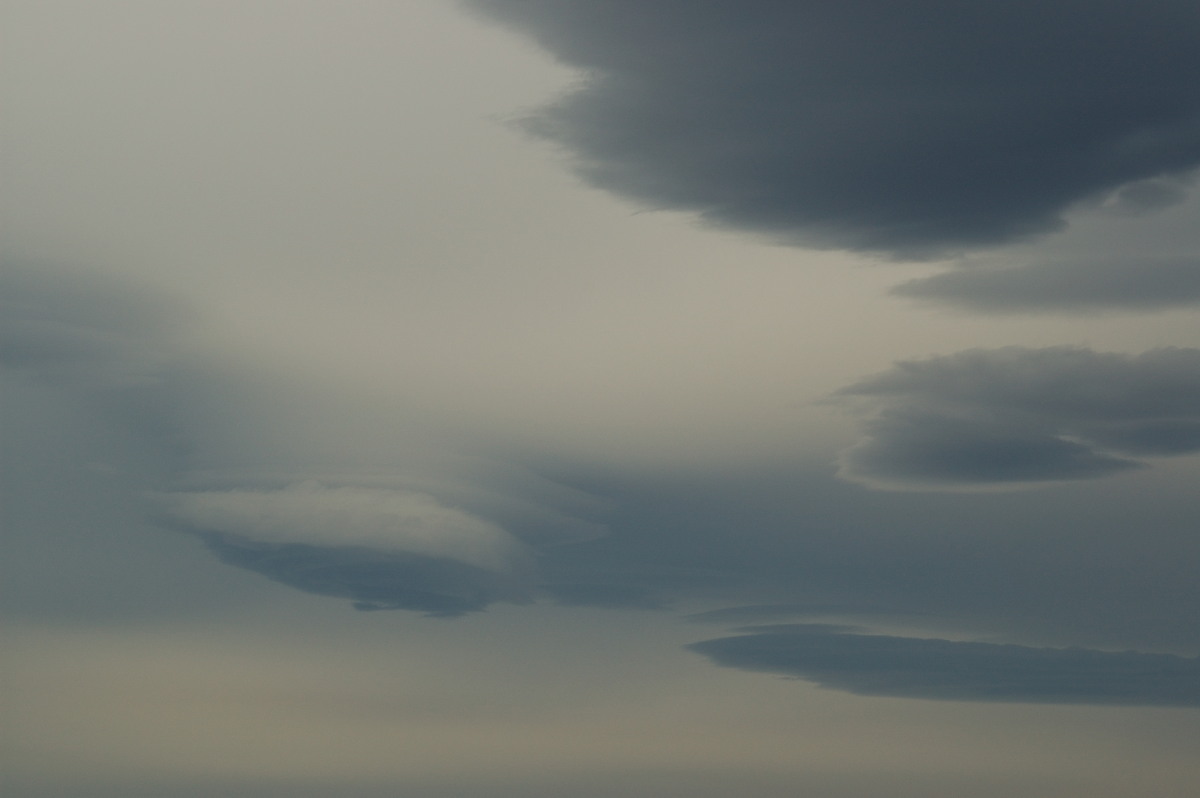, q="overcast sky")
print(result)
[4,2,1199,796]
